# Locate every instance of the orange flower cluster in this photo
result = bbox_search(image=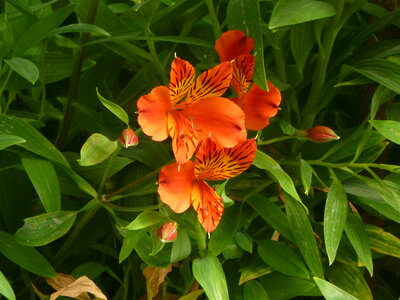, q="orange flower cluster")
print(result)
[137,30,282,233]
